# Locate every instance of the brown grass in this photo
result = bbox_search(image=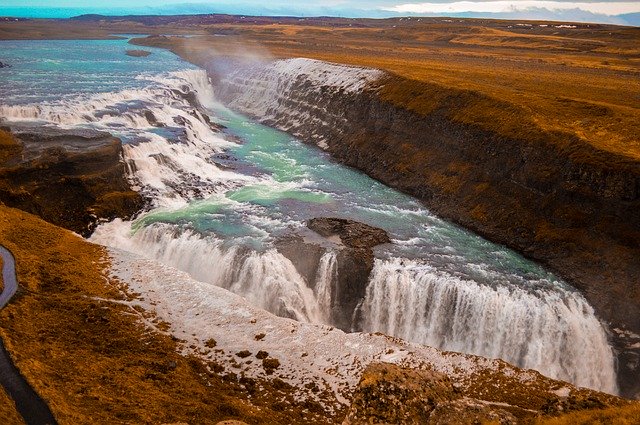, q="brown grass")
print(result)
[0,386,24,425]
[0,130,21,164]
